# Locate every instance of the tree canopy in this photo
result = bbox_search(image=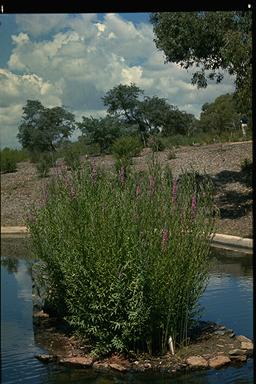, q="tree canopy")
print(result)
[198,93,241,133]
[17,100,75,153]
[150,11,252,113]
[101,83,196,142]
[77,115,122,153]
